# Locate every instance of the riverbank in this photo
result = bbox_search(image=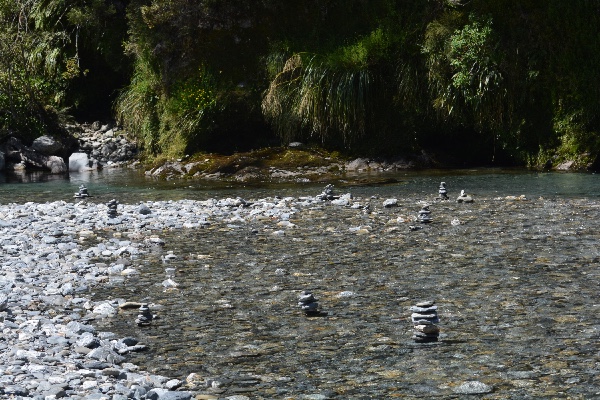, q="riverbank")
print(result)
[139,146,436,183]
[0,190,371,399]
[2,119,595,180]
[2,182,600,398]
